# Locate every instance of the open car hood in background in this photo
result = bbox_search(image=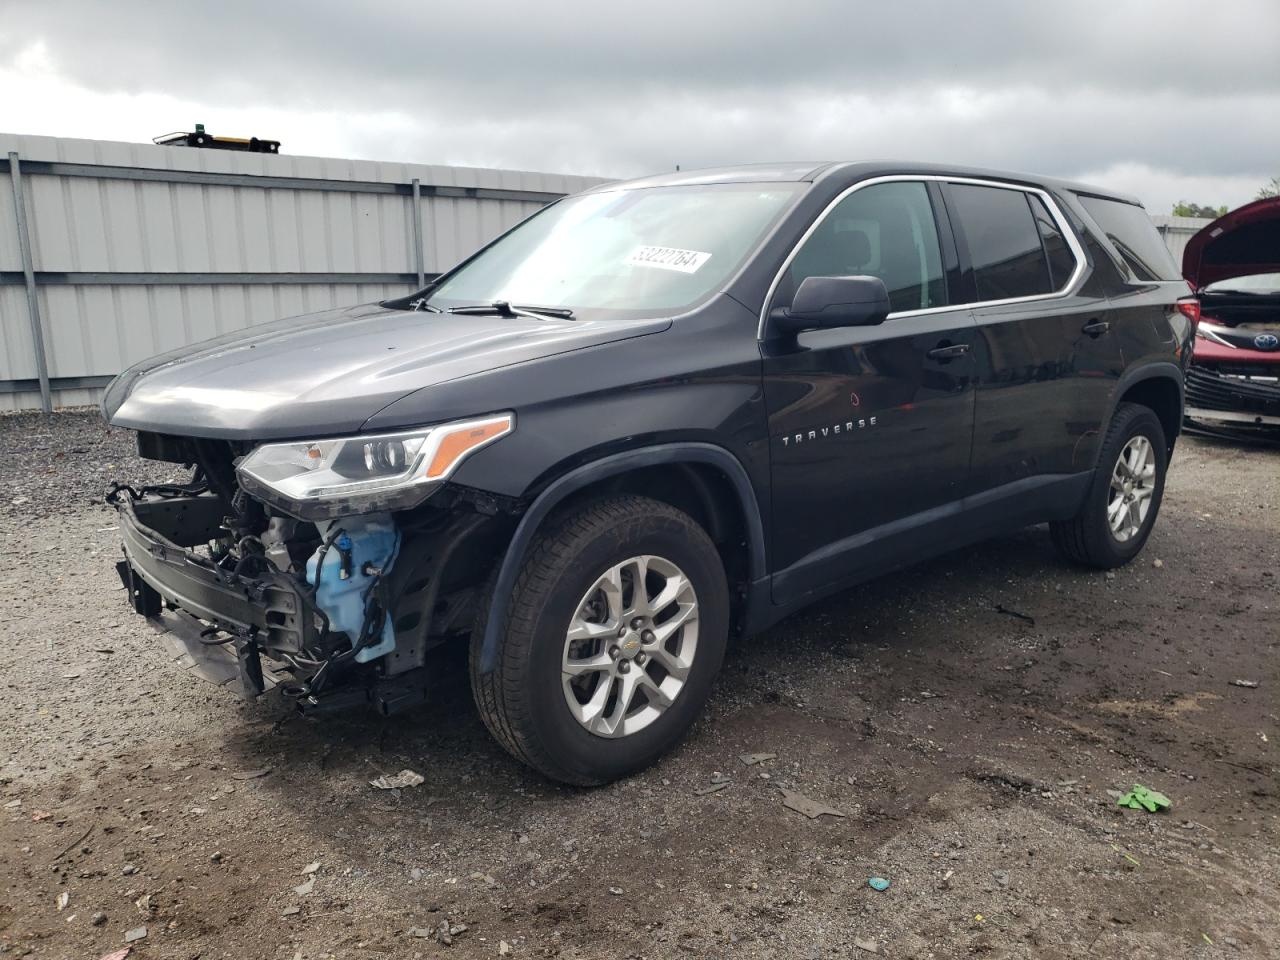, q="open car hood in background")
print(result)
[1183,196,1280,290]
